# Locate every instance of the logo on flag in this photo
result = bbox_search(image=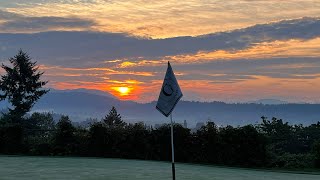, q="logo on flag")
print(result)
[156,62,183,117]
